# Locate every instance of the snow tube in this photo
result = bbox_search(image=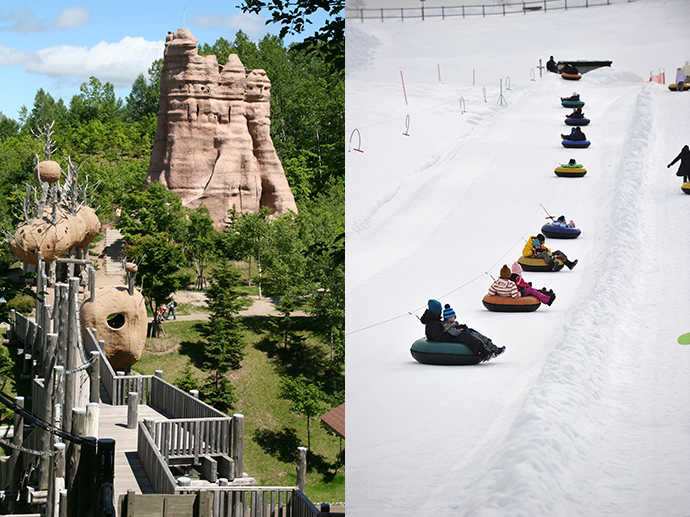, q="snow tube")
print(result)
[682,181,690,194]
[410,338,482,365]
[565,117,590,126]
[517,256,565,272]
[561,100,584,108]
[541,222,581,239]
[668,83,690,91]
[554,165,587,177]
[482,294,540,312]
[561,72,582,81]
[562,139,591,148]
